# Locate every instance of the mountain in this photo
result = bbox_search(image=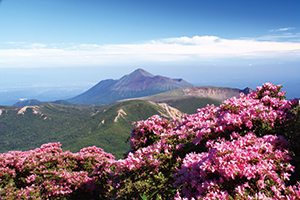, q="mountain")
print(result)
[124,86,252,114]
[13,99,42,107]
[0,84,252,158]
[13,99,73,107]
[181,86,253,99]
[0,100,182,159]
[67,68,193,105]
